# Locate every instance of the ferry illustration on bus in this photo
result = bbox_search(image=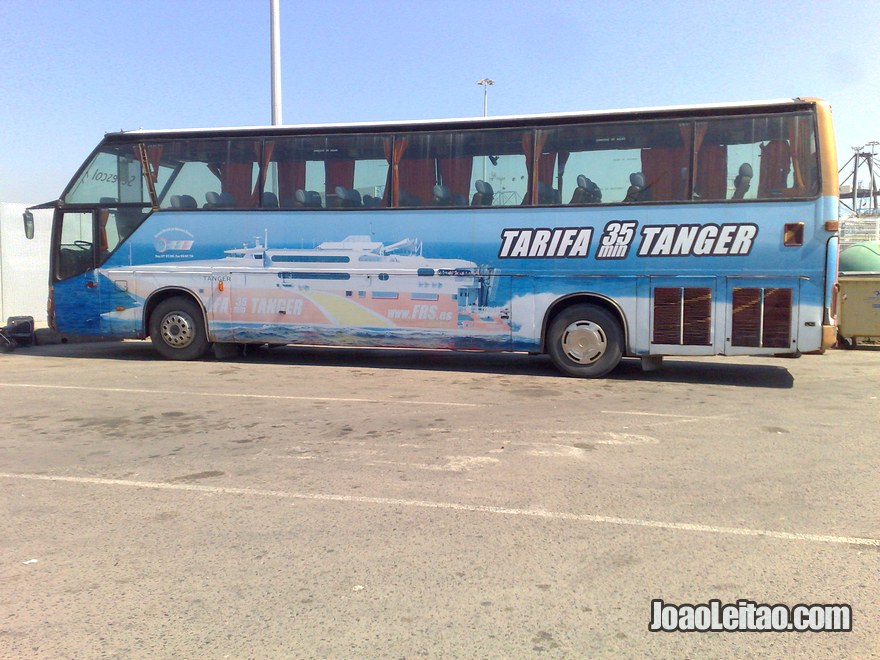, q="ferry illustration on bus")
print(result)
[100,234,513,349]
